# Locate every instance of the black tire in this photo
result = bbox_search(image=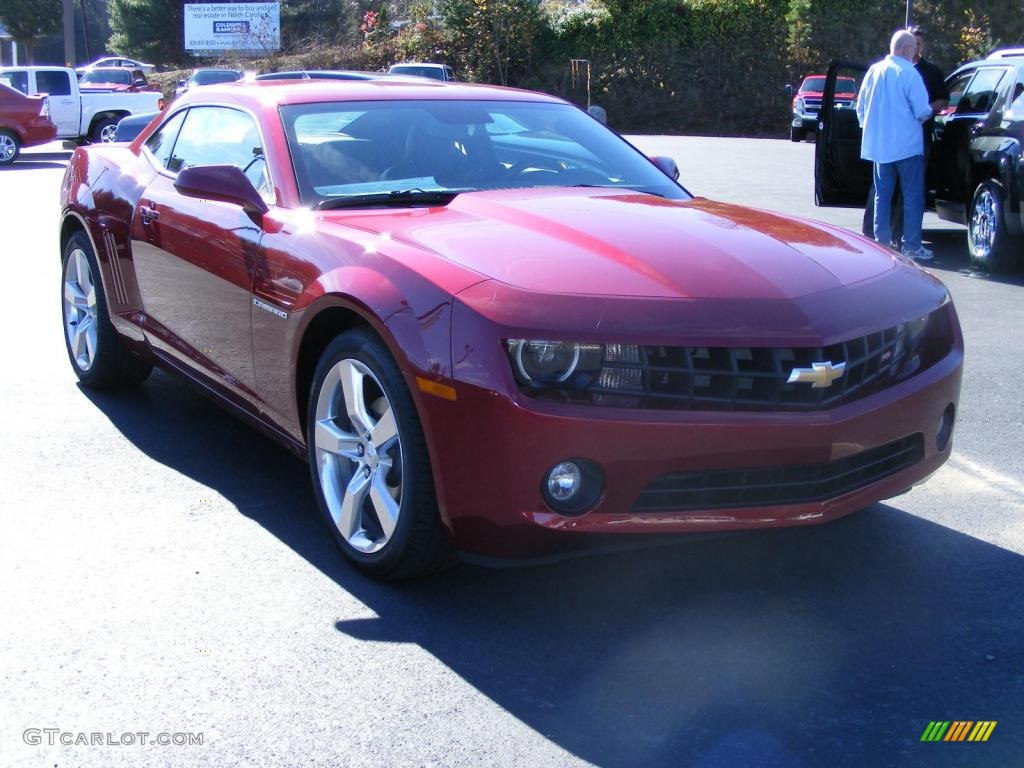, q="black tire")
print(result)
[0,129,20,165]
[91,117,120,144]
[968,179,1021,273]
[61,231,153,388]
[306,328,454,580]
[789,126,804,143]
